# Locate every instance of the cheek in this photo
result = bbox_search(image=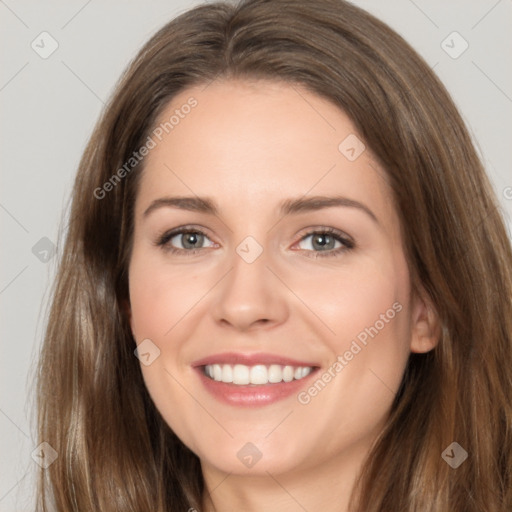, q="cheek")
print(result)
[128,251,208,451]
[295,252,411,353]
[295,252,412,409]
[128,251,204,343]
[284,261,411,470]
